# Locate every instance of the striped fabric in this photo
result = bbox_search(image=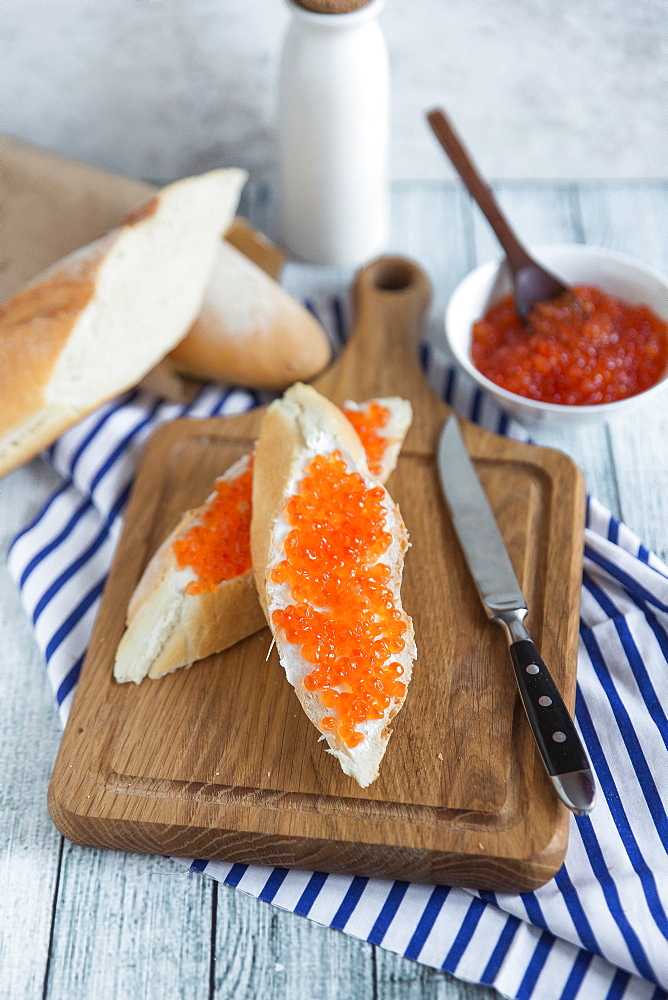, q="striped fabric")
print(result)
[7,296,668,1000]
